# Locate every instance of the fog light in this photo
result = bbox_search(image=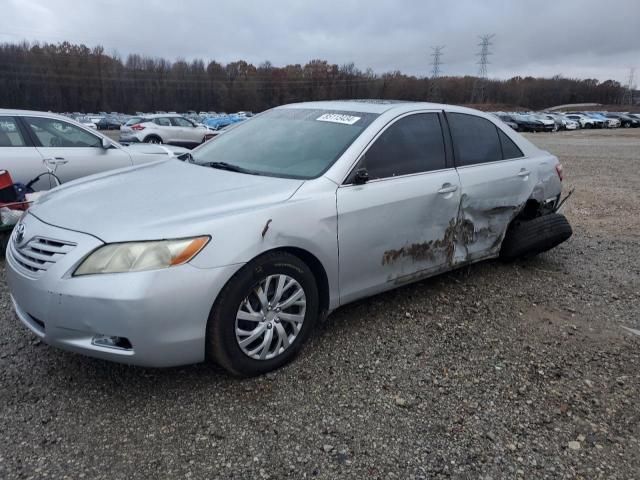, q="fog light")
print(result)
[92,335,132,350]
